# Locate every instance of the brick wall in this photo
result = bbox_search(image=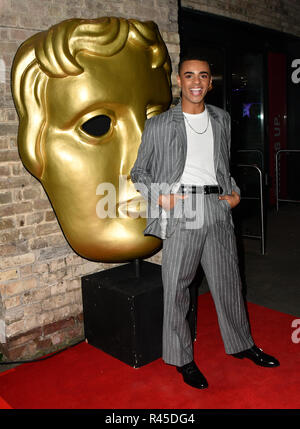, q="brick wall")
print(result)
[181,0,300,38]
[0,0,179,361]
